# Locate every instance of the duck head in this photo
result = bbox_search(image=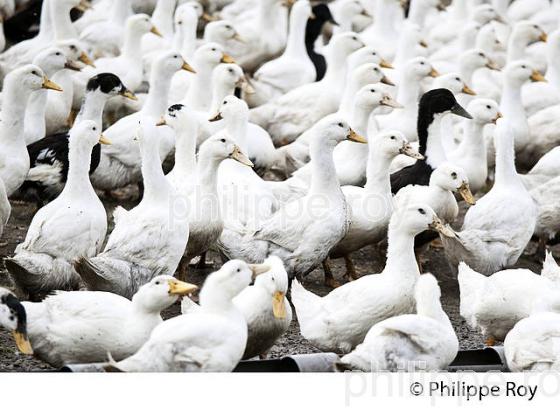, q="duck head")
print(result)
[252,256,290,319]
[132,275,198,313]
[430,163,475,205]
[87,73,137,101]
[391,204,456,238]
[199,134,254,168]
[466,99,502,125]
[0,290,32,355]
[432,73,476,96]
[373,130,423,160]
